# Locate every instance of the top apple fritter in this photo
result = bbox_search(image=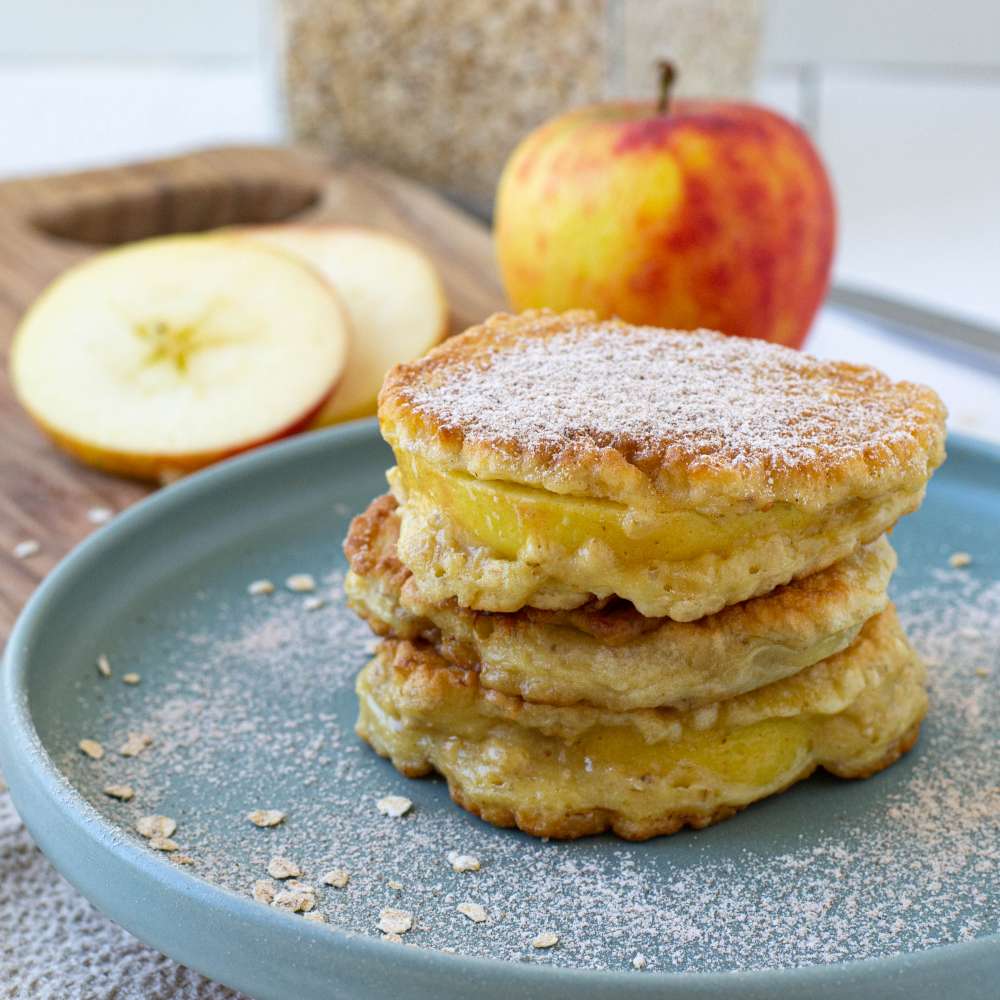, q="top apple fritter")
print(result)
[380,309,945,512]
[379,310,945,617]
